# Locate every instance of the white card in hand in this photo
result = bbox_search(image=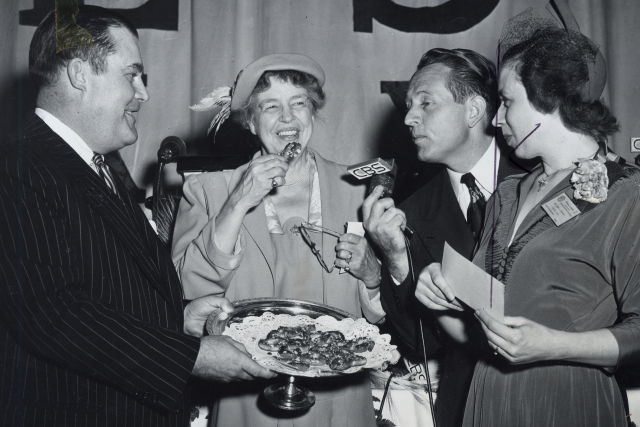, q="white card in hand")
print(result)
[340,222,366,274]
[441,242,505,321]
[346,221,365,236]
